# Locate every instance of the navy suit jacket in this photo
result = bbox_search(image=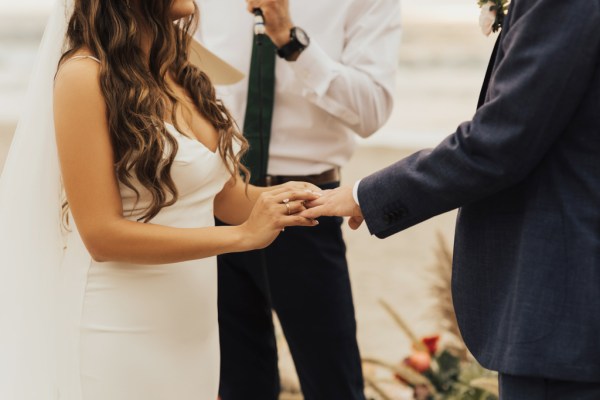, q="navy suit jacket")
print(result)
[358,0,600,382]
